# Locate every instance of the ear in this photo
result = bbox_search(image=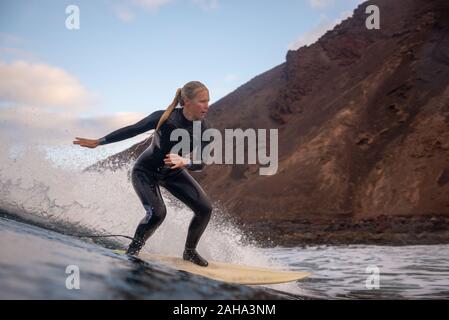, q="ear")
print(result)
[183,96,191,105]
